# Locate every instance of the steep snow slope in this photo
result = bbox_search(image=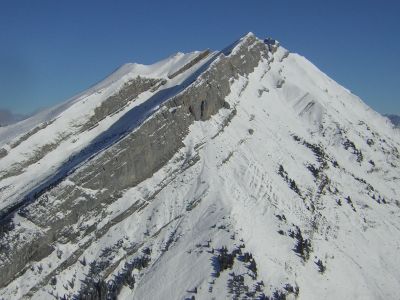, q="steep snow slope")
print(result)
[0,33,399,300]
